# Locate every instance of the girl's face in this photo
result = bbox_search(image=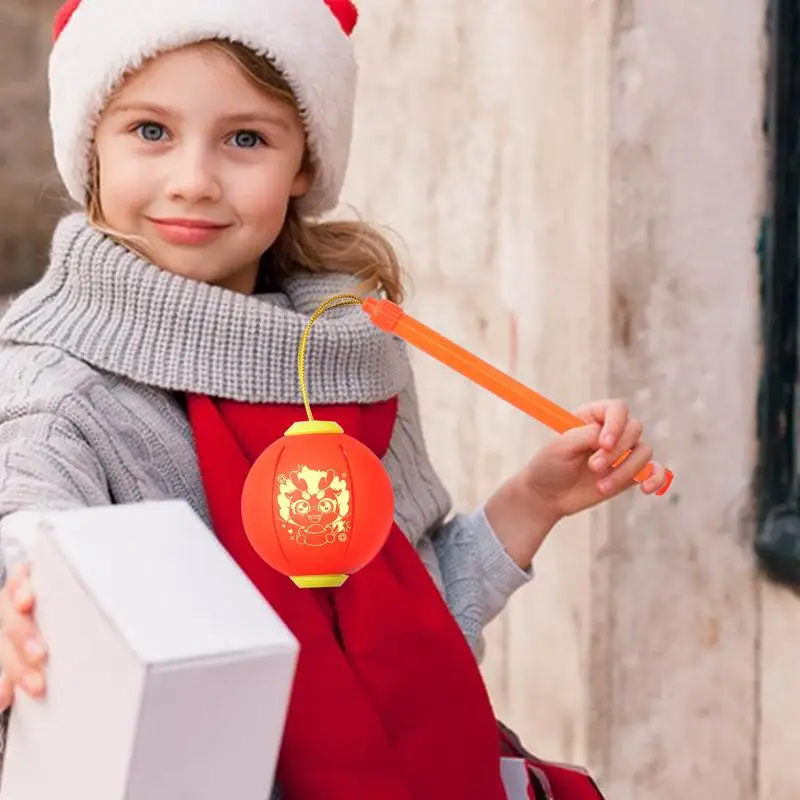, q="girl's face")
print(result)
[93,44,309,294]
